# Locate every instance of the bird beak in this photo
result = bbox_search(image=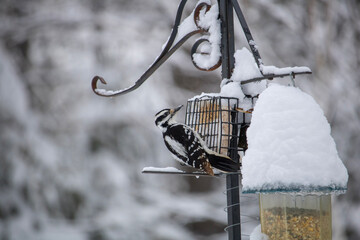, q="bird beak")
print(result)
[171,105,183,115]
